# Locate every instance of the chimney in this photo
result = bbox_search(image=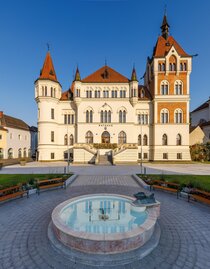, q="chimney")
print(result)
[0,111,3,118]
